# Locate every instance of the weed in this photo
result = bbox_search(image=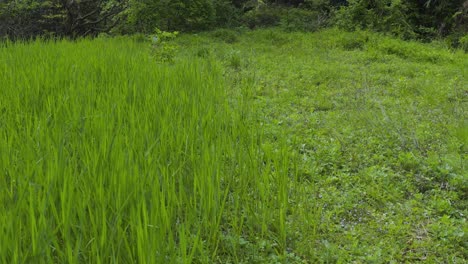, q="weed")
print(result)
[150,28,179,63]
[459,34,468,52]
[226,49,242,69]
[196,47,211,58]
[210,29,239,43]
